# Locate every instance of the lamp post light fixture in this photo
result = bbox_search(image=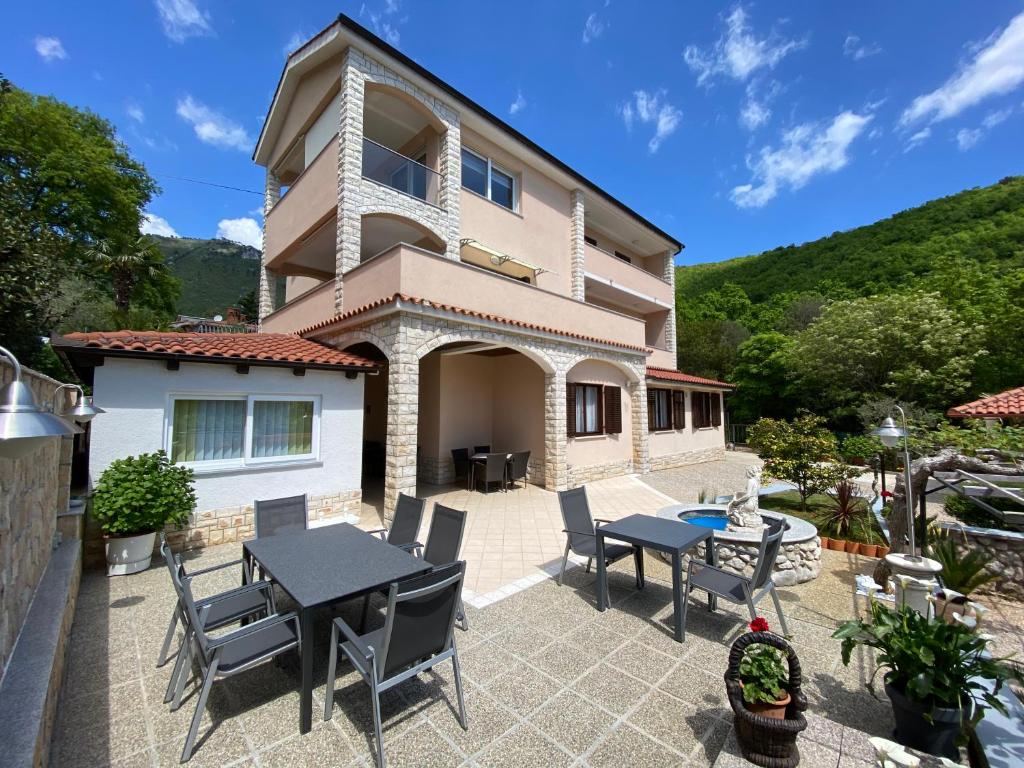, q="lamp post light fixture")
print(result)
[873,408,916,557]
[52,383,105,424]
[0,346,82,460]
